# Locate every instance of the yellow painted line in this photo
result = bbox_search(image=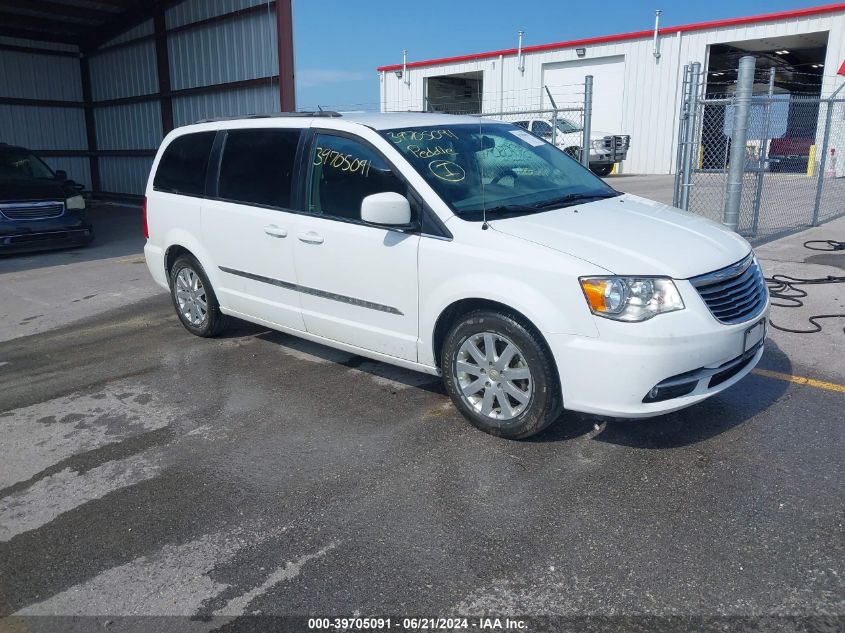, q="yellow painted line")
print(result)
[752,368,845,393]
